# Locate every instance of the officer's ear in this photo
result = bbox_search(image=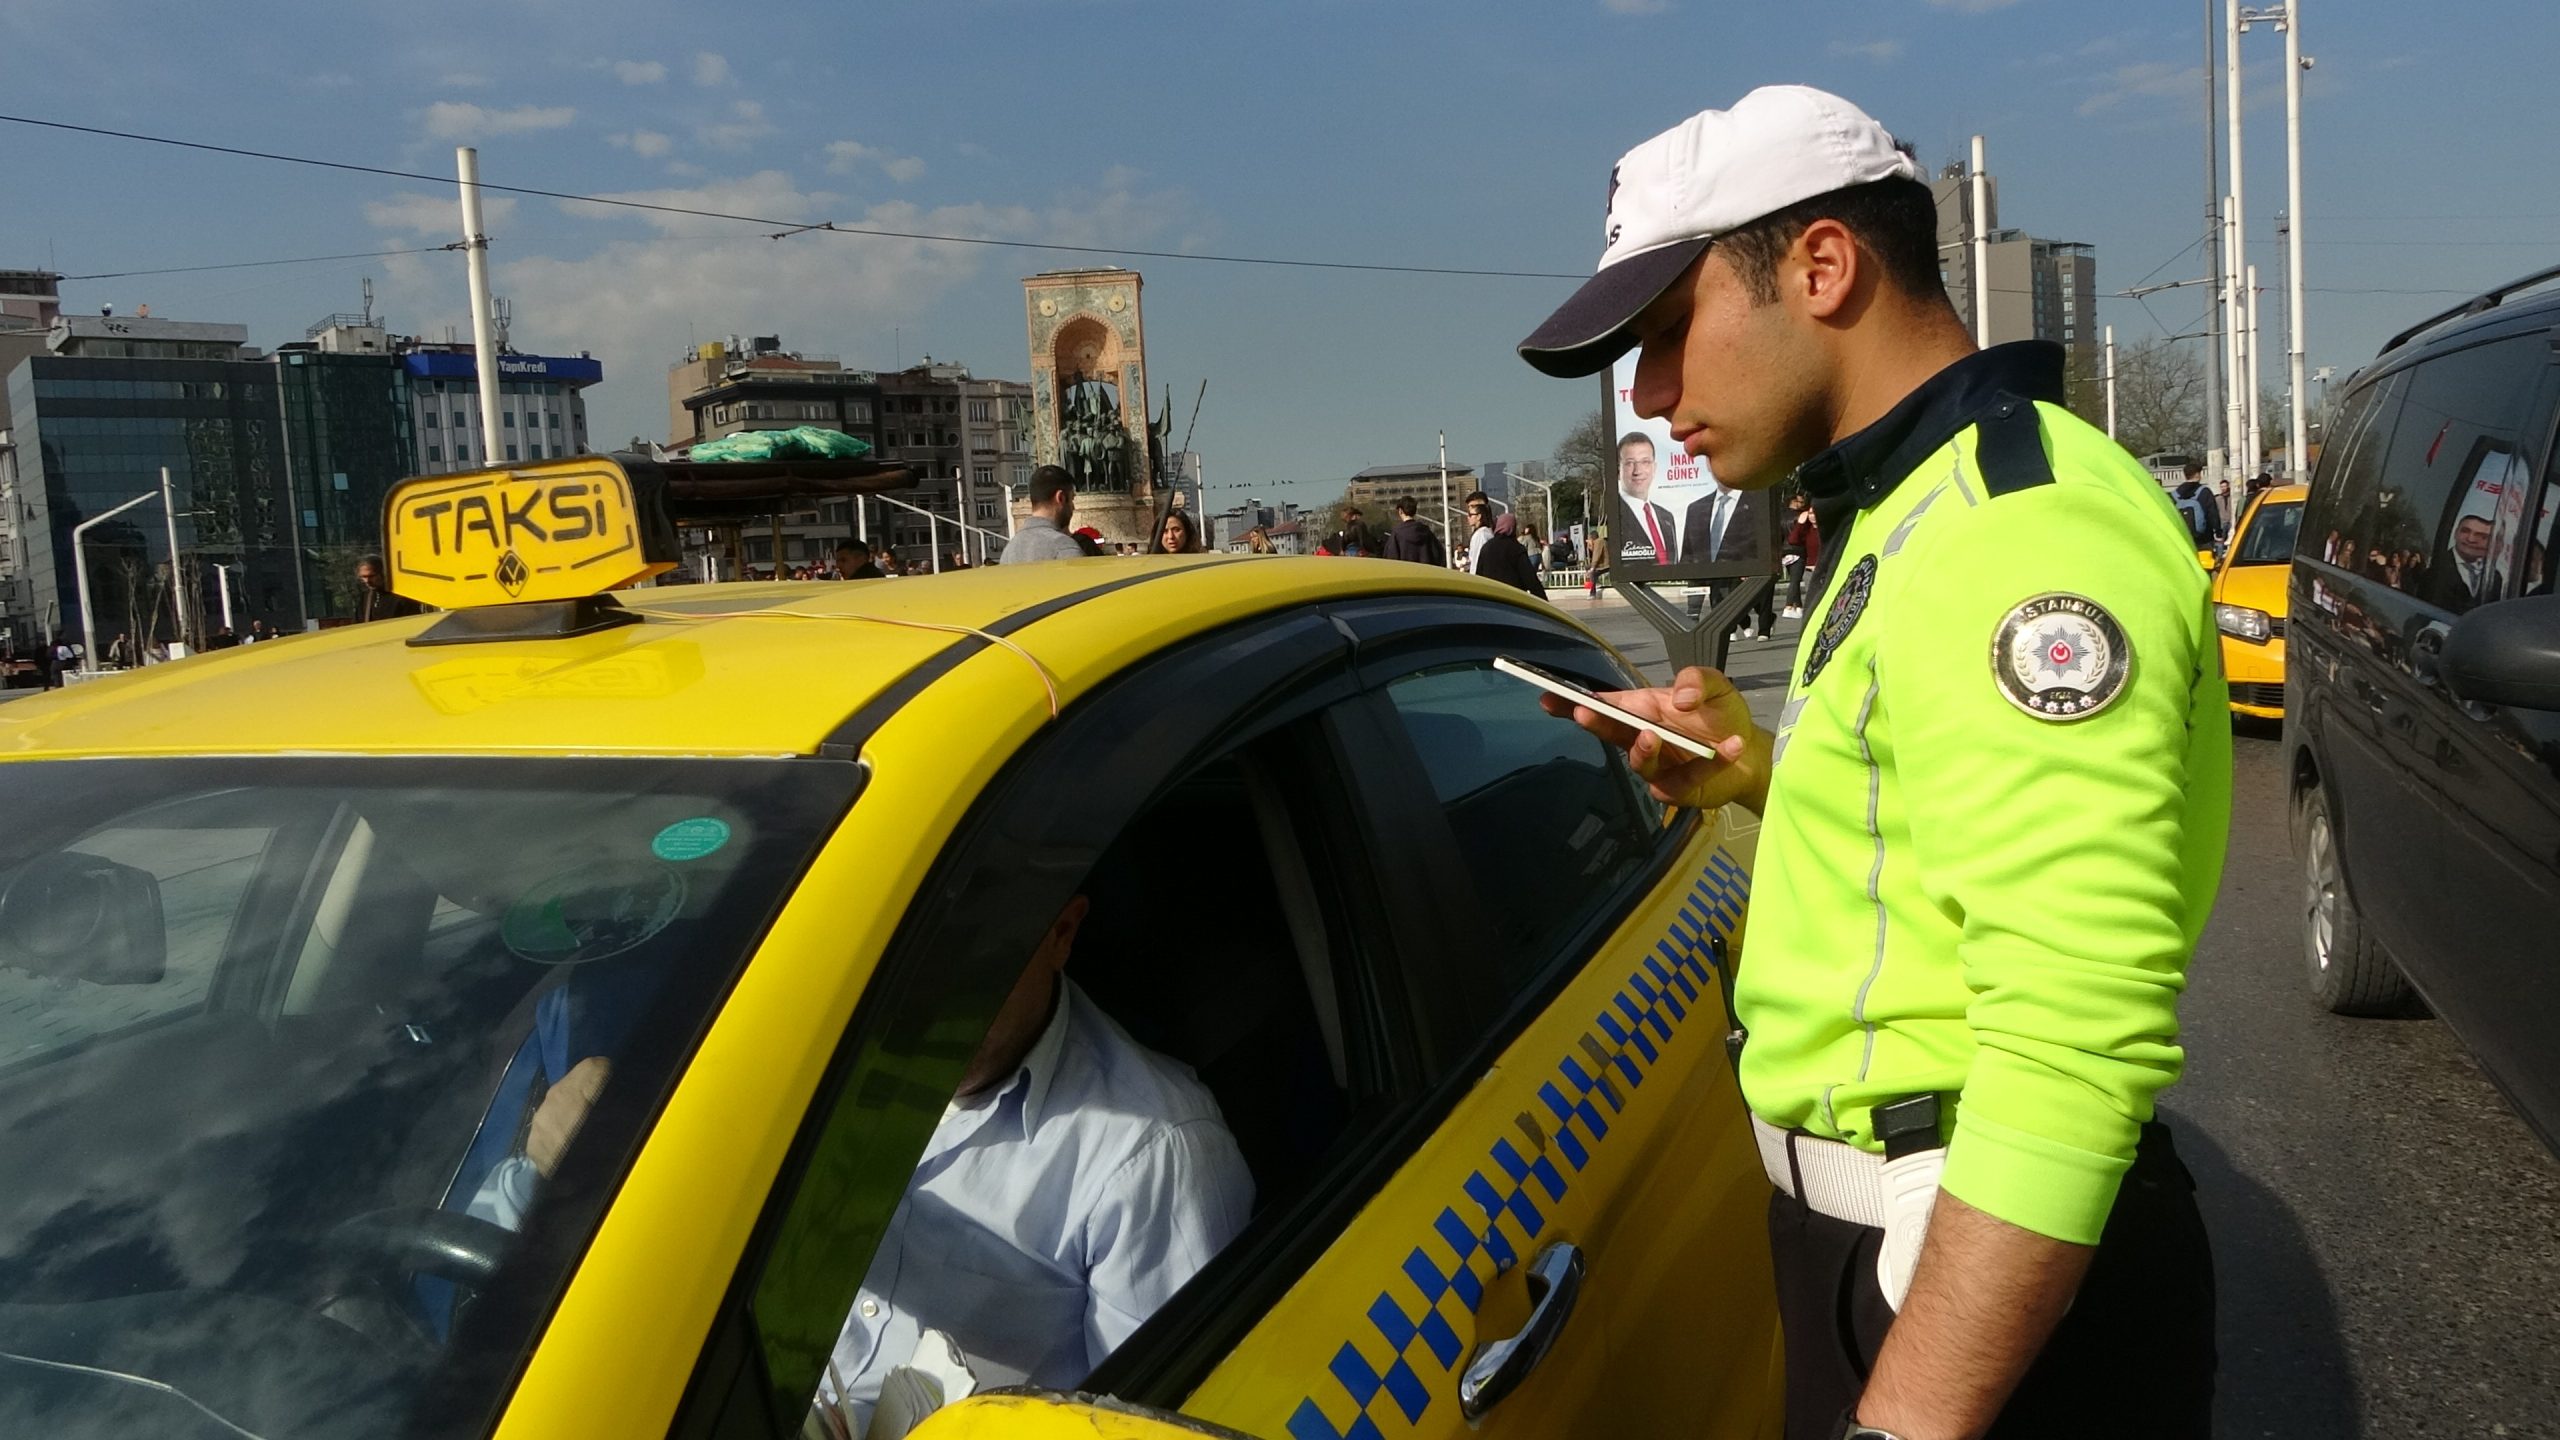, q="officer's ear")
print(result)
[1793,218,1861,323]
